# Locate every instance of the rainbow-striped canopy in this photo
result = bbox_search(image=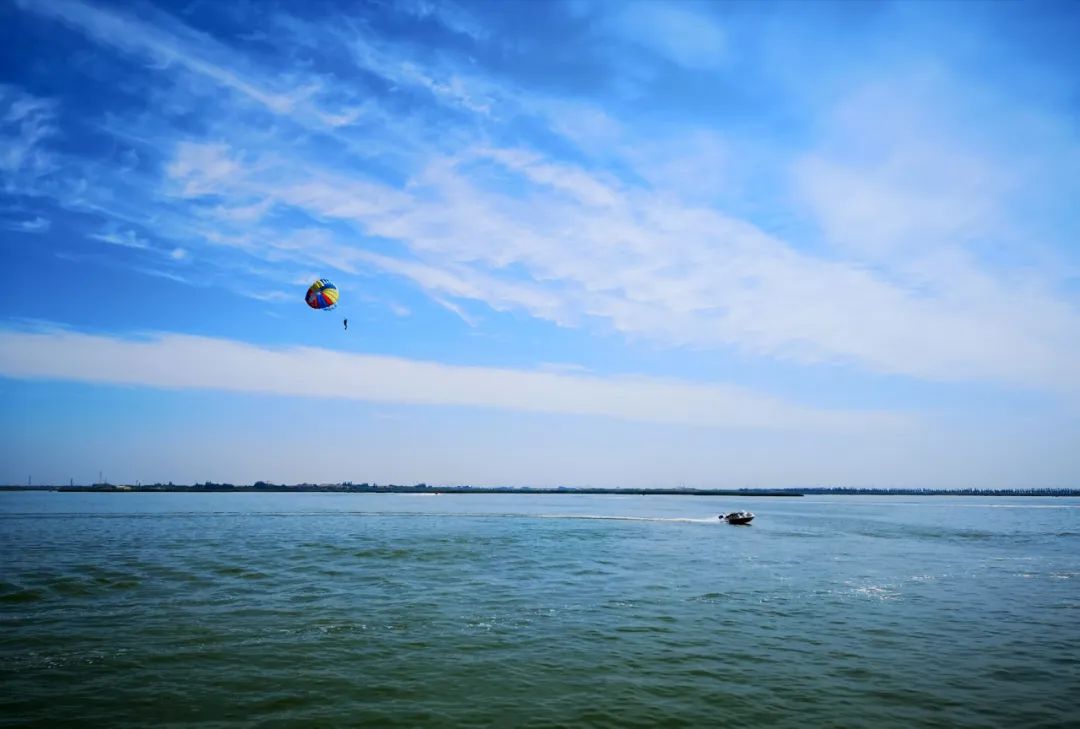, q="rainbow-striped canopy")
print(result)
[305,278,339,310]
